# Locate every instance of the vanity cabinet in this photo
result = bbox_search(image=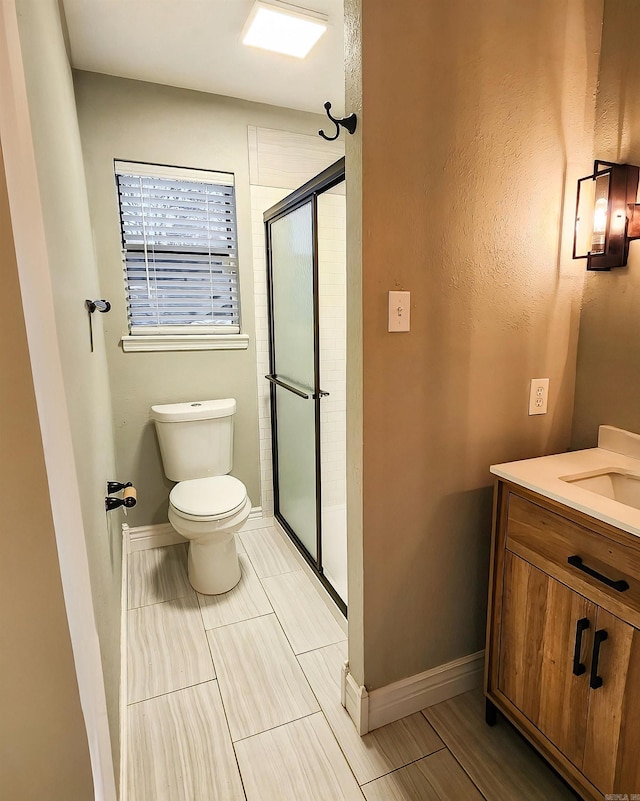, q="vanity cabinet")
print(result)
[485,481,640,801]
